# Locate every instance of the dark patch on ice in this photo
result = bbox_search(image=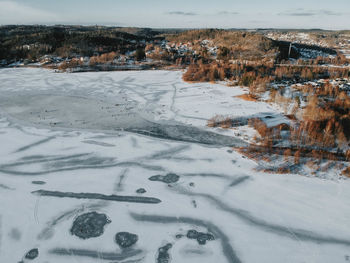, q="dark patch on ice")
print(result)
[1,153,91,169]
[228,176,250,188]
[49,248,142,260]
[189,182,195,187]
[32,190,162,204]
[131,137,139,148]
[156,243,172,263]
[136,188,146,194]
[181,247,208,256]
[125,123,247,147]
[191,200,197,208]
[11,153,91,167]
[0,159,165,176]
[0,183,14,190]
[0,94,245,147]
[46,154,116,169]
[20,155,48,160]
[14,136,55,153]
[130,213,241,263]
[146,145,190,160]
[25,248,39,260]
[38,206,88,240]
[149,173,179,184]
[9,228,21,240]
[209,112,286,129]
[186,230,215,245]
[82,140,115,147]
[173,186,350,247]
[31,180,46,185]
[183,173,231,180]
[115,232,138,248]
[115,169,128,192]
[71,212,111,239]
[37,227,54,241]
